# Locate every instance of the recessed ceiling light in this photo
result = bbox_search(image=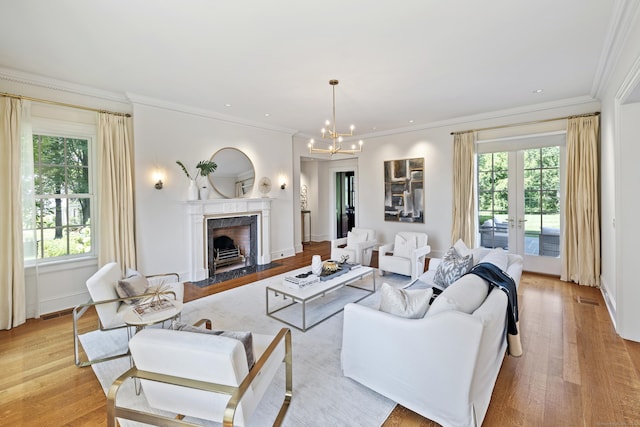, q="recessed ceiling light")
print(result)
[225,103,232,107]
[408,120,414,124]
[532,89,544,94]
[264,113,270,117]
